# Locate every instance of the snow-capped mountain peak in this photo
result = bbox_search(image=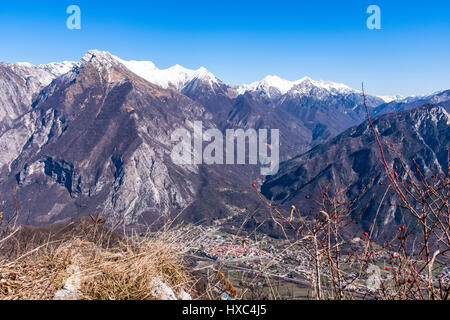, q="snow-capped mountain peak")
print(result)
[253,75,293,94]
[194,66,216,80]
[238,75,357,98]
[5,59,78,94]
[112,54,220,90]
[81,50,123,72]
[7,50,222,94]
[37,61,78,77]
